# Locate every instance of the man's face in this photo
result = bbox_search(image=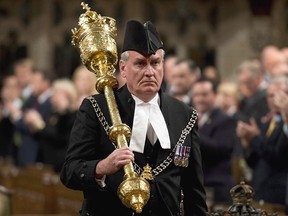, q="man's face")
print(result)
[163,56,177,83]
[170,62,192,95]
[31,72,50,96]
[192,81,216,114]
[120,50,164,101]
[238,70,259,98]
[1,76,20,101]
[14,64,33,89]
